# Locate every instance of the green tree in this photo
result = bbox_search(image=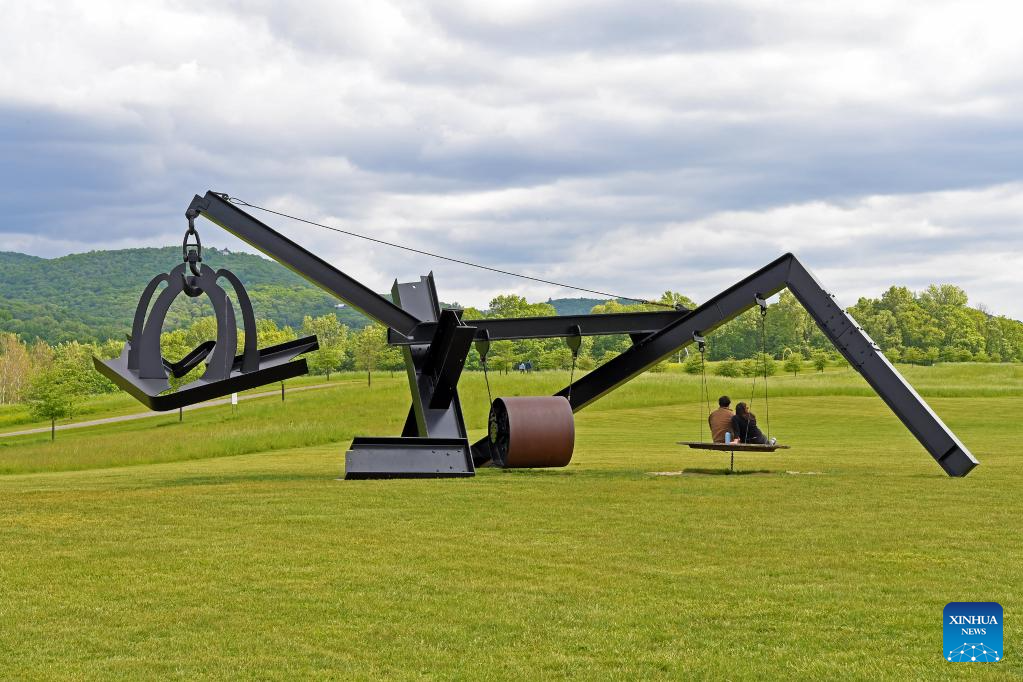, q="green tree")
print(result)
[656,291,698,309]
[0,332,32,404]
[766,292,811,358]
[753,352,777,377]
[812,351,829,372]
[485,340,515,374]
[487,295,556,318]
[307,343,345,380]
[378,341,405,377]
[538,347,573,371]
[784,352,804,377]
[255,318,298,347]
[353,325,387,386]
[26,349,90,441]
[709,309,760,360]
[301,314,348,380]
[902,347,925,365]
